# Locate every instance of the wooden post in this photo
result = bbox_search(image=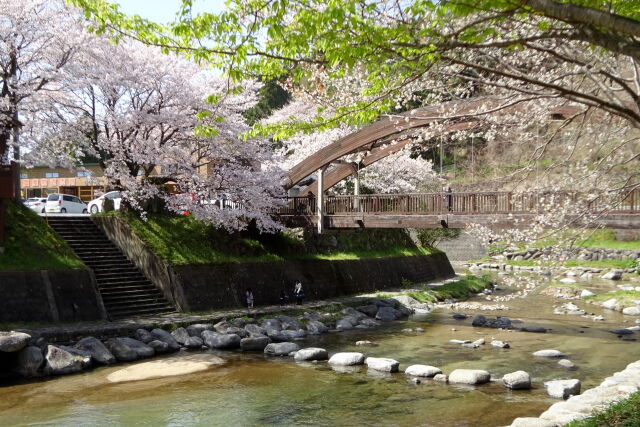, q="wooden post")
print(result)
[317,167,325,234]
